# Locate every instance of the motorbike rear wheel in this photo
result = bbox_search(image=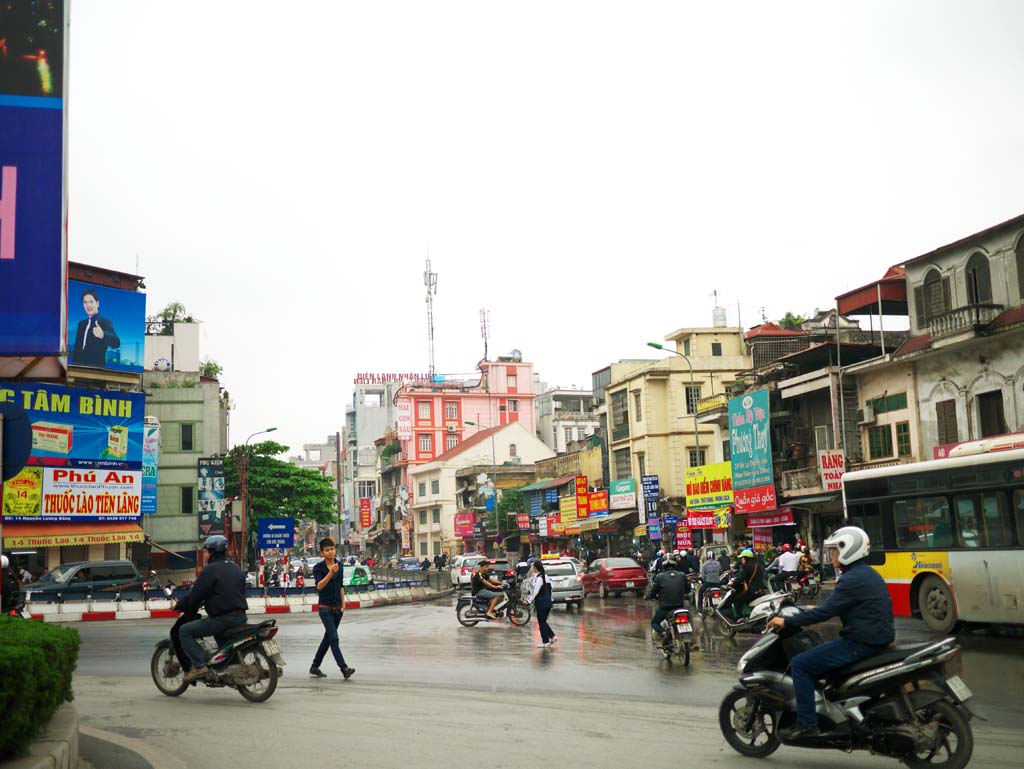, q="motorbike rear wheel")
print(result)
[681,640,691,667]
[715,613,737,638]
[236,647,278,703]
[508,602,531,626]
[719,689,781,757]
[456,604,480,626]
[150,646,189,697]
[902,700,973,769]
